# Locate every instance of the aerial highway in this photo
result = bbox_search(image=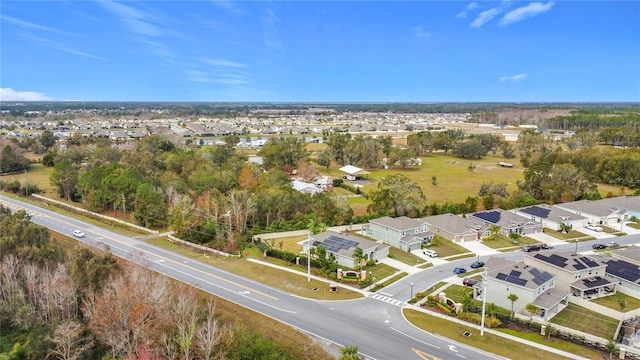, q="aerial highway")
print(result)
[4,194,637,359]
